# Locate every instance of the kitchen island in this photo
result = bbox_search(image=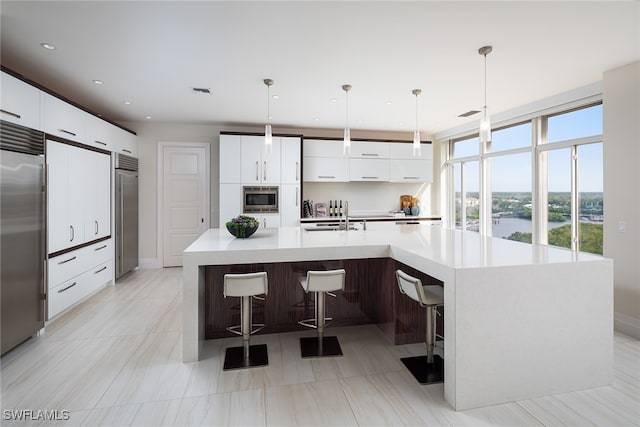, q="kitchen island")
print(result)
[183,223,613,410]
